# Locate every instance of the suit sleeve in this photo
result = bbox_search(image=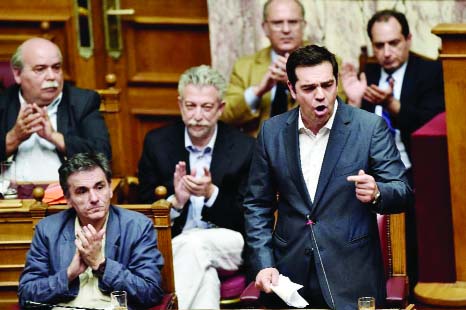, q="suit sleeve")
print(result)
[138,133,174,204]
[369,117,414,214]
[63,91,112,159]
[243,125,278,273]
[99,217,164,308]
[221,58,260,126]
[18,223,79,307]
